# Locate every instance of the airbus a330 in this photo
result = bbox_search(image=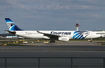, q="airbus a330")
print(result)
[5,18,101,43]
